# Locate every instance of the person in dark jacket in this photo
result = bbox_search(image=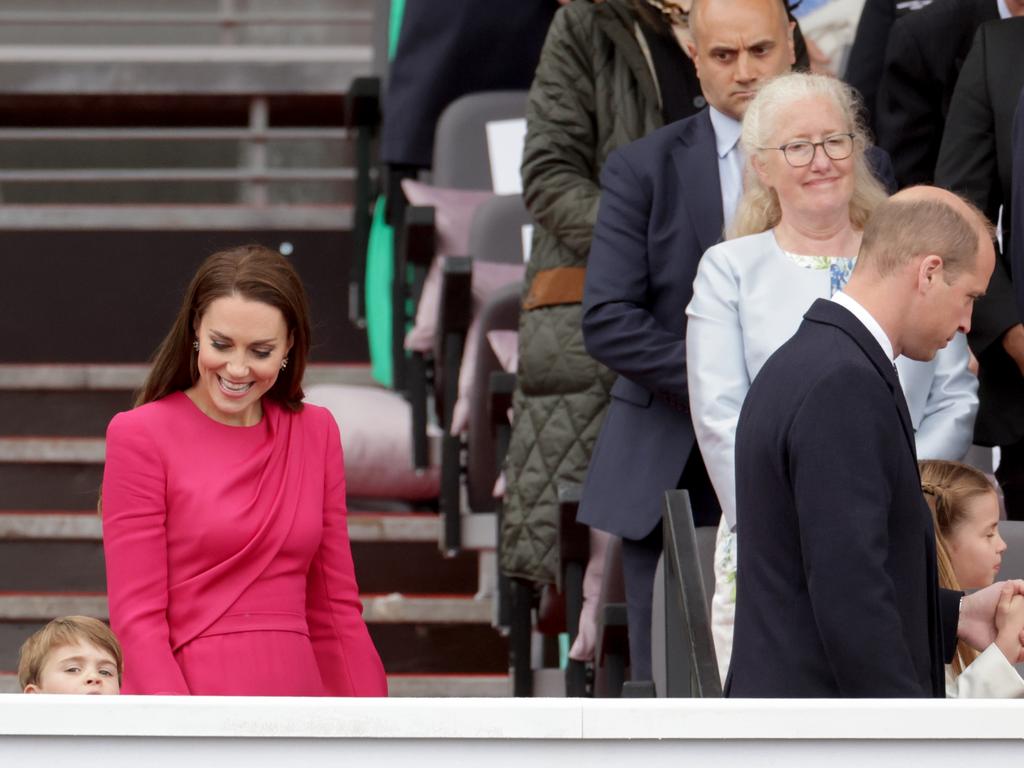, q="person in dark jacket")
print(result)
[503,0,708,592]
